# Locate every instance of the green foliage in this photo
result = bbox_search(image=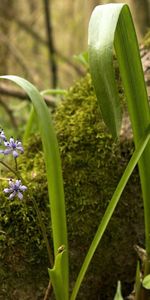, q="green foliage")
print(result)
[0,74,145,299]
